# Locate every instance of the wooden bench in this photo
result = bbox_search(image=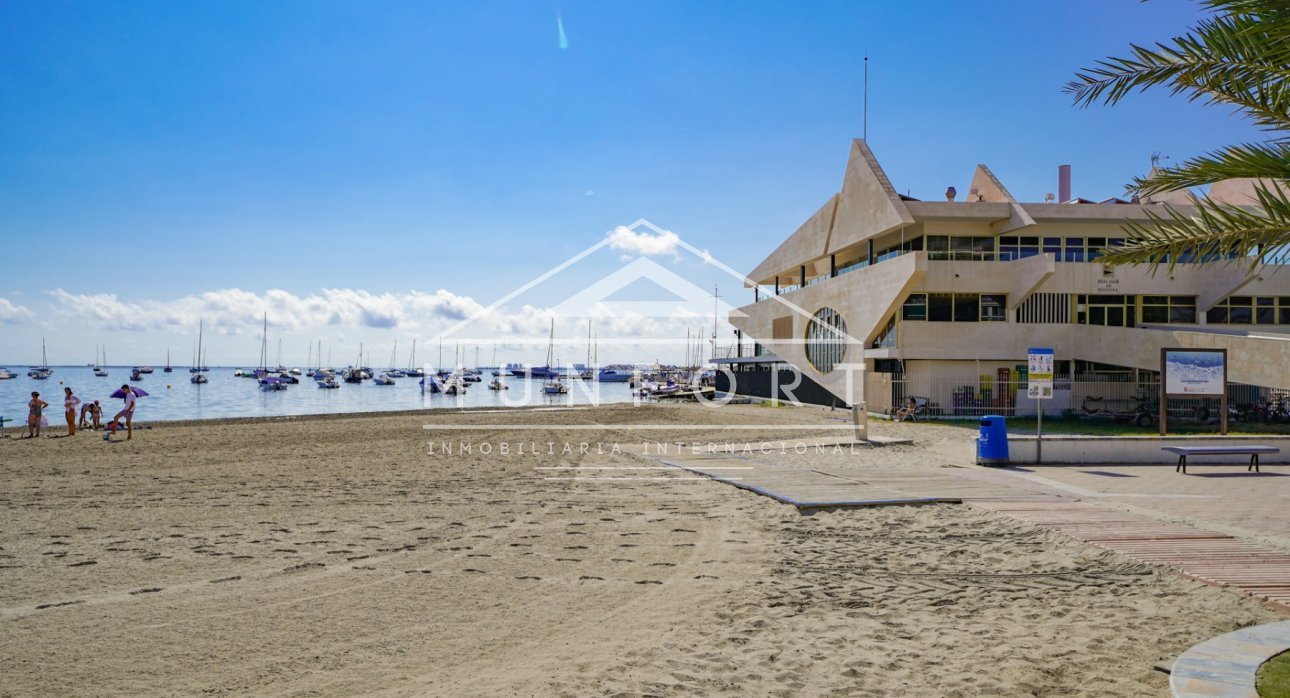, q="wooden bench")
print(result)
[1164,446,1280,474]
